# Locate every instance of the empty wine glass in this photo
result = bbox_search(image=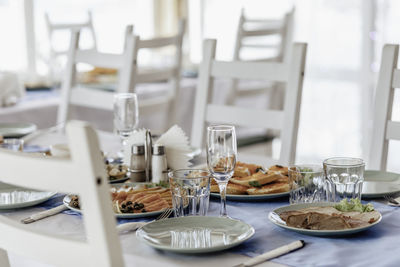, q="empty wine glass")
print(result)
[113,93,139,145]
[207,125,237,217]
